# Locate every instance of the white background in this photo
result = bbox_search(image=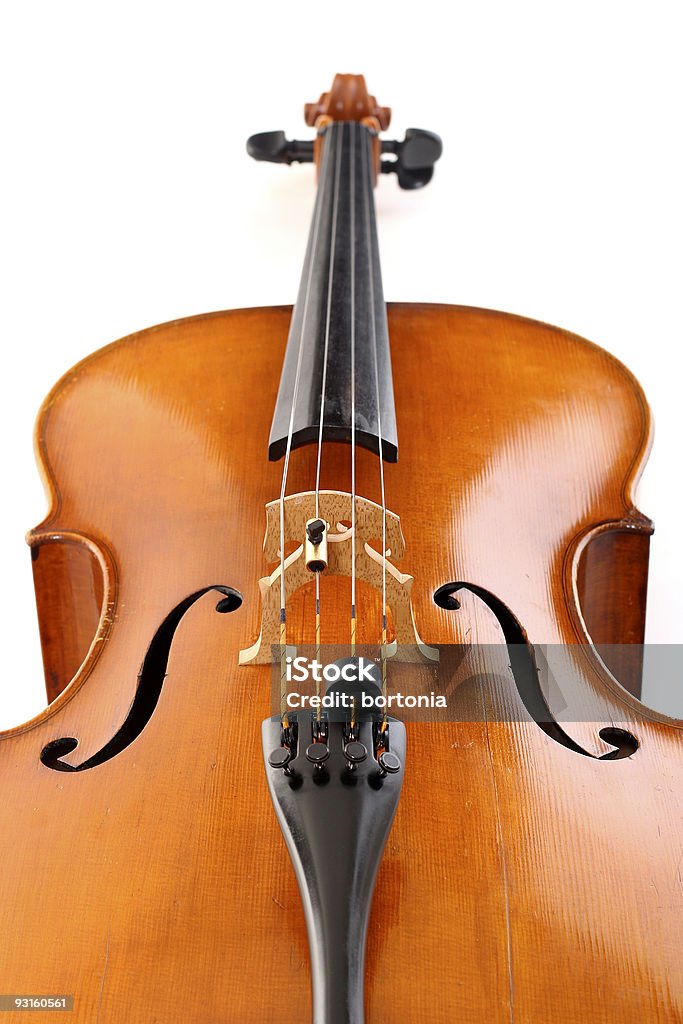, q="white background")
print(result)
[0,1,681,729]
